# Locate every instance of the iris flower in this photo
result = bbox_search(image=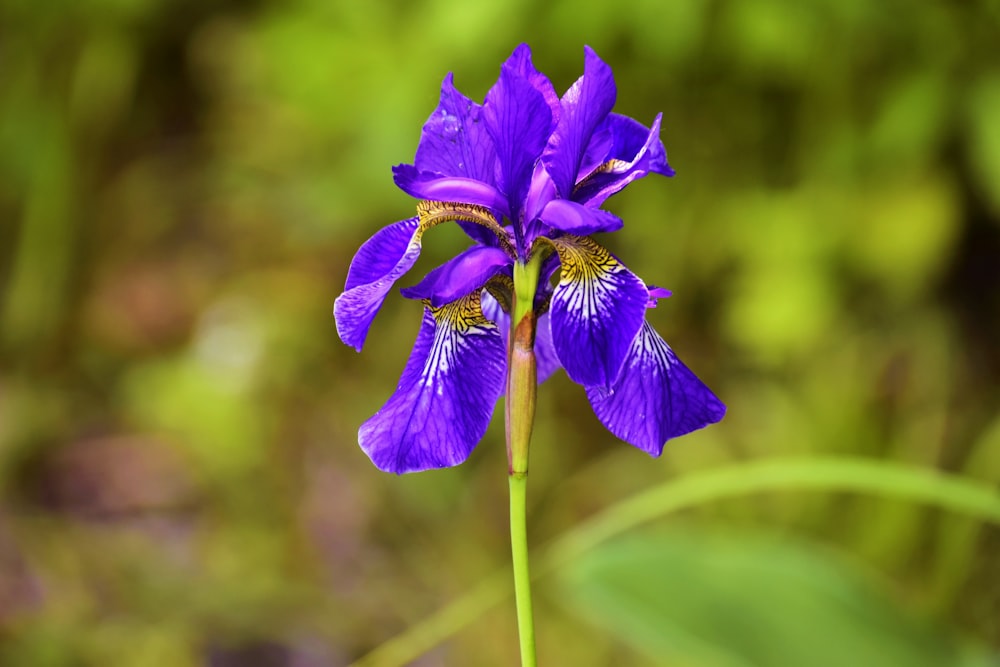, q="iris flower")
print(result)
[335,44,724,474]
